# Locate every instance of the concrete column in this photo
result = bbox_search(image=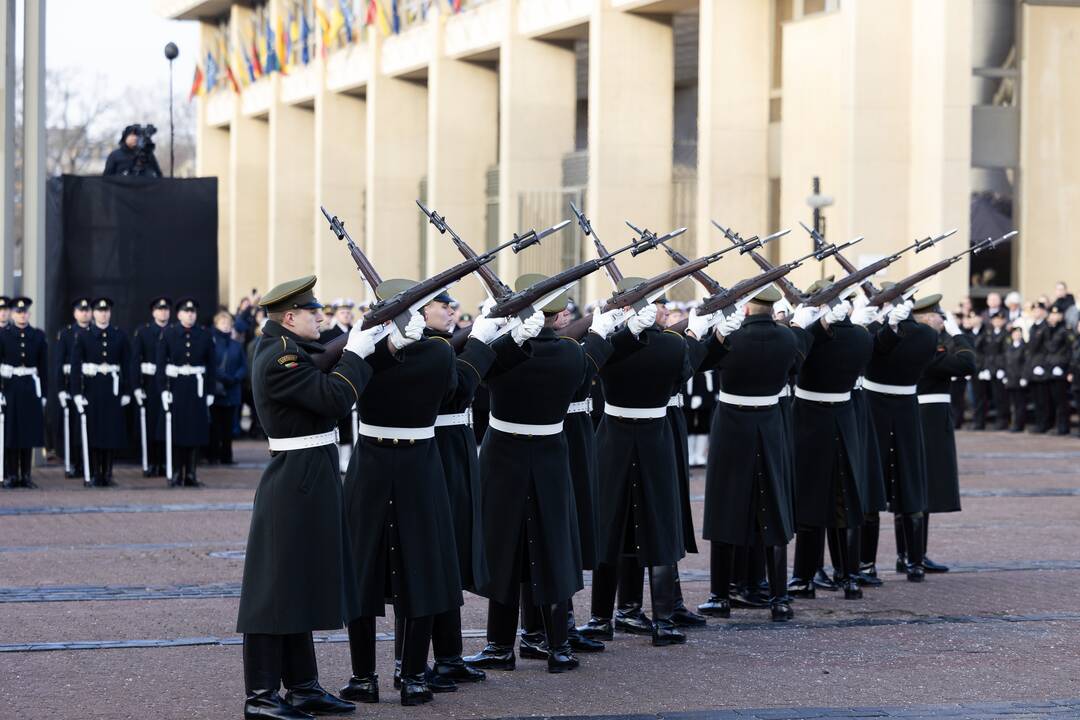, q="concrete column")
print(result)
[427,12,498,309]
[229,114,270,302]
[906,0,971,304]
[365,28,428,280]
[21,0,46,318]
[697,0,771,290]
[586,0,673,302]
[314,60,367,302]
[498,0,576,287]
[198,21,232,304]
[0,0,14,294]
[1018,4,1080,299]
